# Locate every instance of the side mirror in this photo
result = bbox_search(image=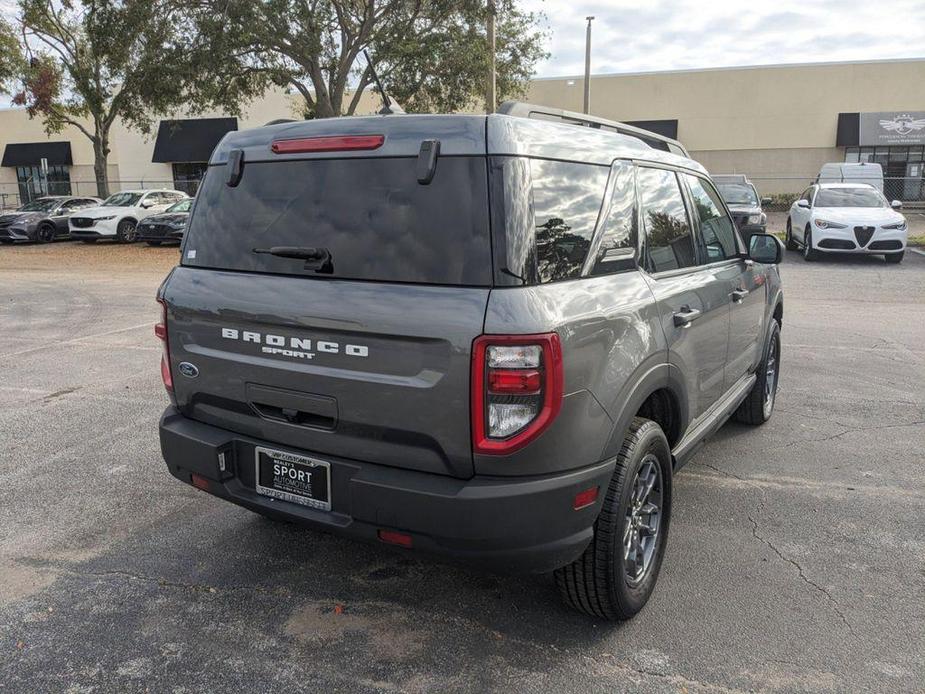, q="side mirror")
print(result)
[141,200,154,209]
[797,200,810,209]
[748,233,782,264]
[761,197,772,206]
[57,207,71,215]
[891,200,903,209]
